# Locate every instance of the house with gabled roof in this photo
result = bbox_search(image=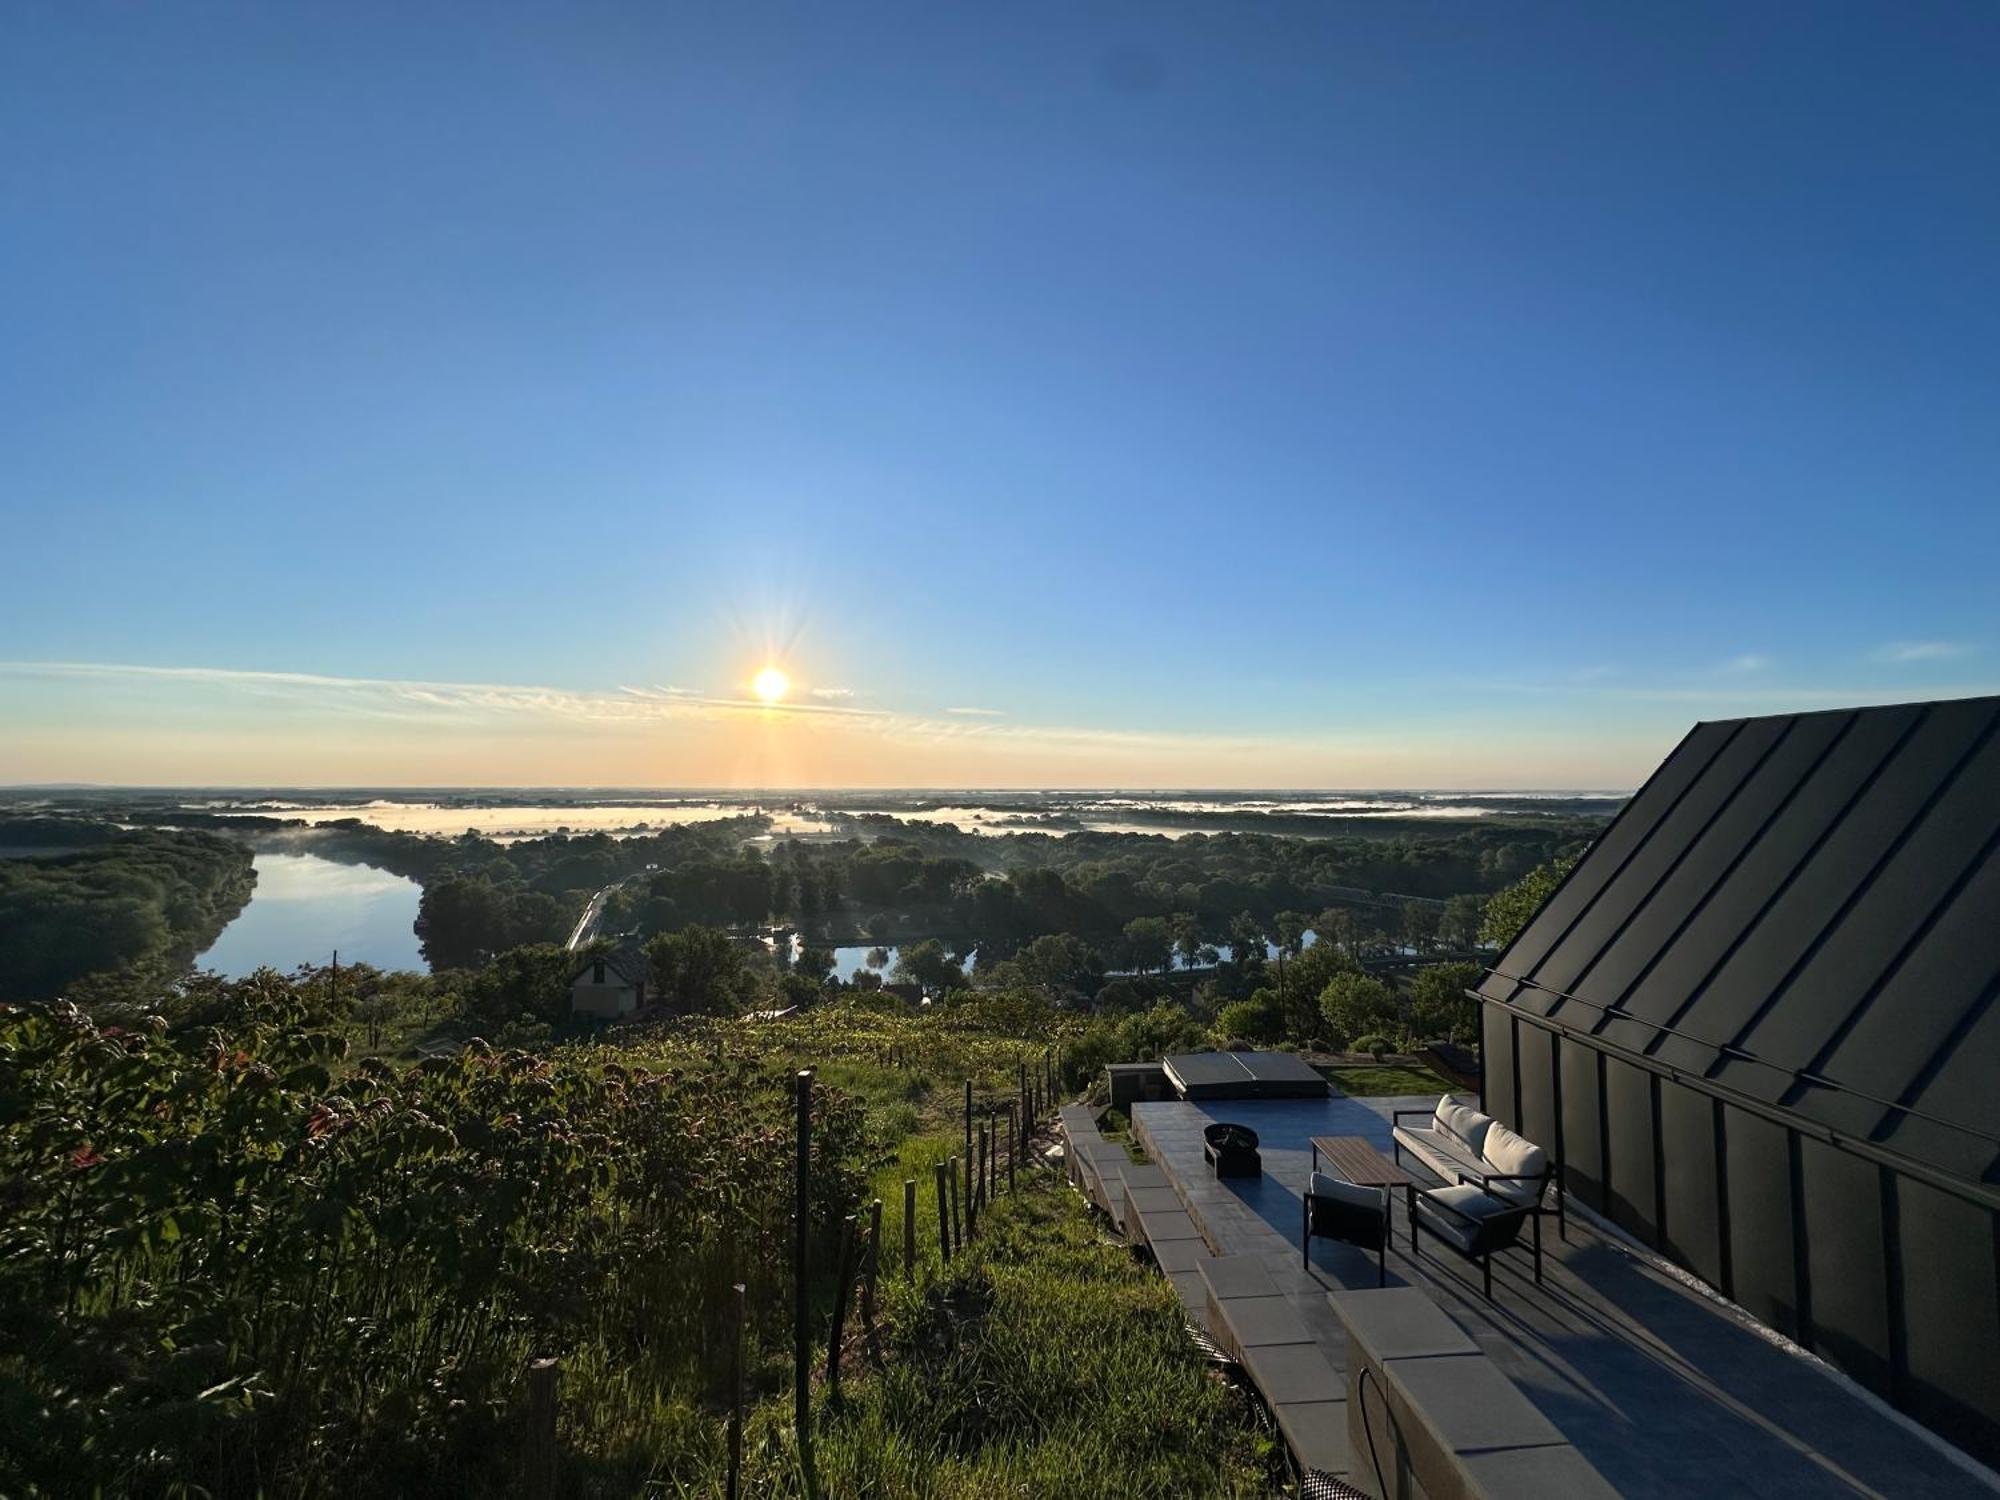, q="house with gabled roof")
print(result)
[1478,693,2000,1464]
[569,940,648,1019]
